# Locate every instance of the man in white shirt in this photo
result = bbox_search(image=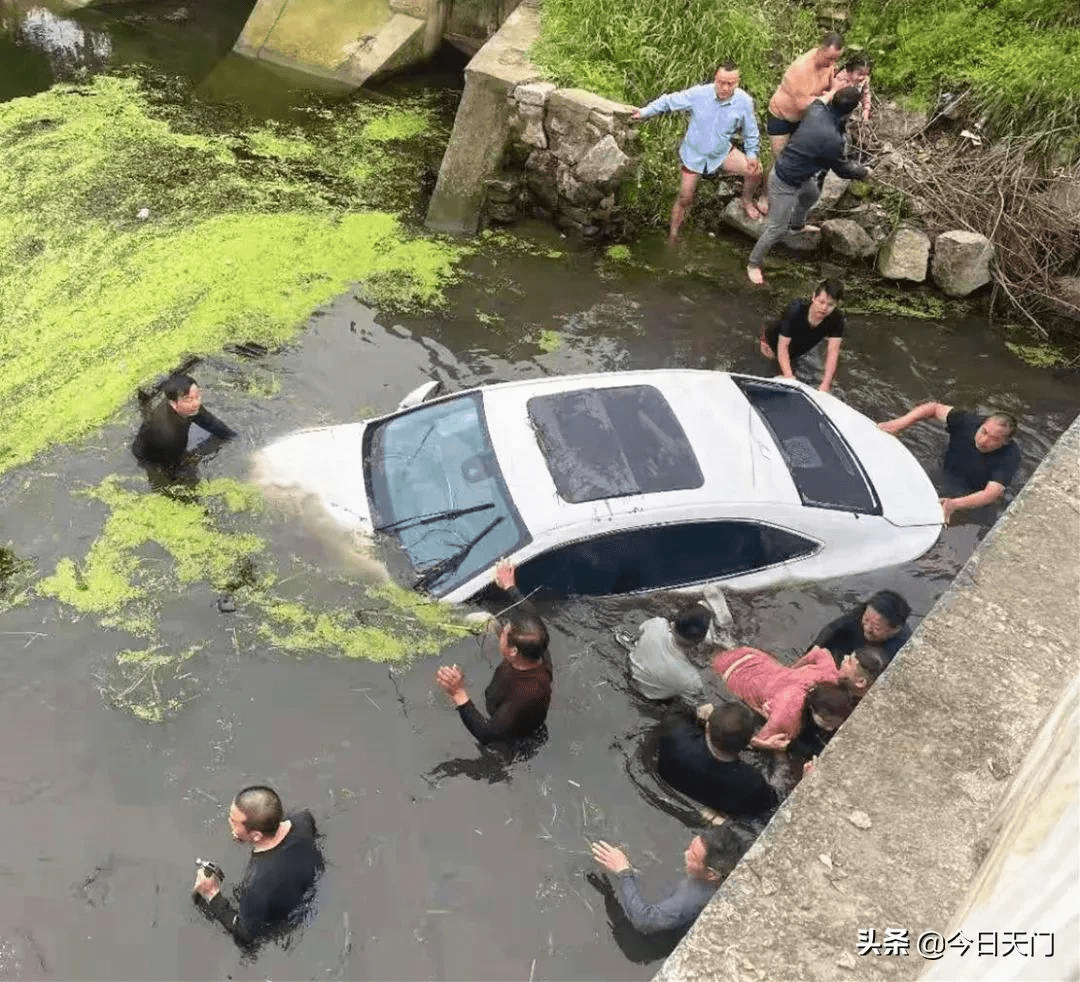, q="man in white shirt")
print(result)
[619,604,713,702]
